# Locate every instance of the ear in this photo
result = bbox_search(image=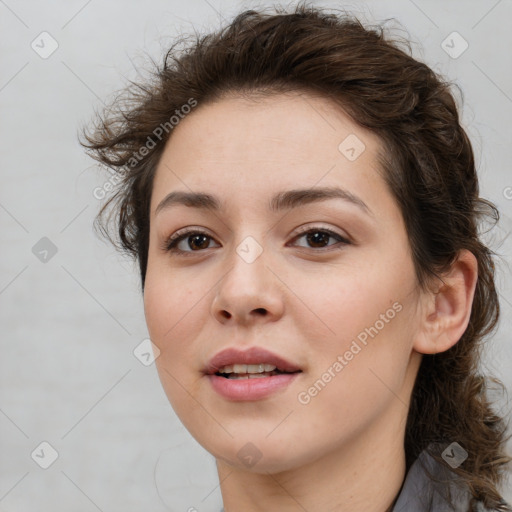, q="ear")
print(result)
[413,249,479,355]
